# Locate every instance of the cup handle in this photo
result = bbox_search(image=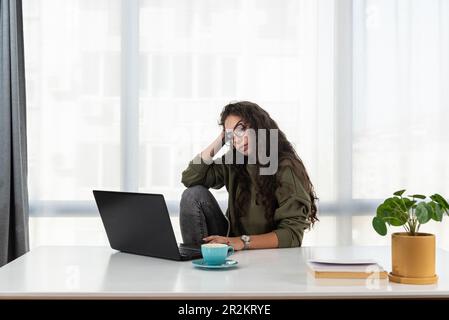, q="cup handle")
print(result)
[227,246,234,257]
